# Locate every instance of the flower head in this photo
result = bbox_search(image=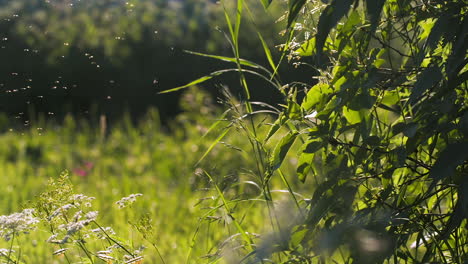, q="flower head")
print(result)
[0,209,39,241]
[115,194,143,209]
